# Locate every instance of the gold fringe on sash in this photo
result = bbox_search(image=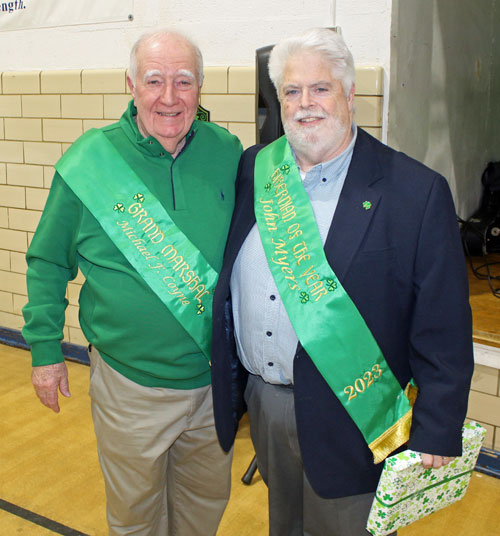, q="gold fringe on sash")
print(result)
[369,382,419,464]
